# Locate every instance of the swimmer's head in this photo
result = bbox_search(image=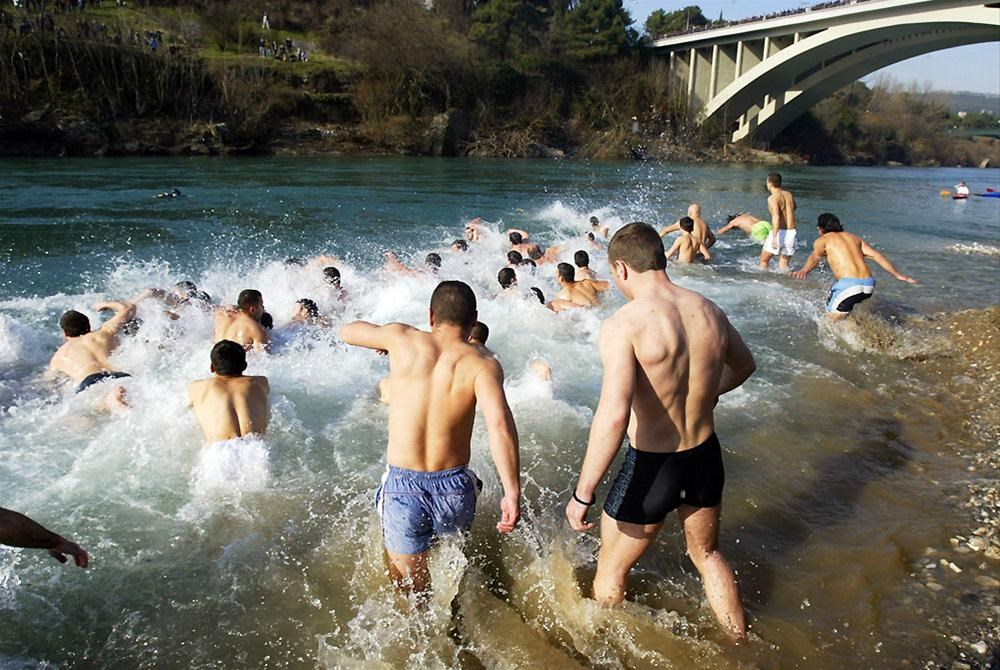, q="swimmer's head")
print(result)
[452,239,469,252]
[509,231,523,245]
[816,212,843,234]
[507,250,523,265]
[679,216,694,233]
[323,266,341,286]
[260,312,274,329]
[211,340,247,376]
[726,213,739,224]
[556,262,575,284]
[464,227,475,241]
[498,267,517,289]
[174,280,198,298]
[767,172,782,188]
[430,280,477,333]
[574,250,590,268]
[608,222,666,294]
[237,289,264,315]
[295,298,319,321]
[60,310,91,338]
[587,232,596,241]
[529,287,545,304]
[590,216,599,227]
[522,259,536,269]
[284,257,306,267]
[425,253,442,270]
[469,321,489,345]
[687,203,701,217]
